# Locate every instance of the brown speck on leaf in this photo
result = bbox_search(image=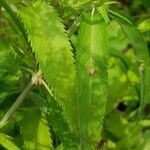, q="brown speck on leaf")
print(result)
[88,67,96,76]
[140,63,144,71]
